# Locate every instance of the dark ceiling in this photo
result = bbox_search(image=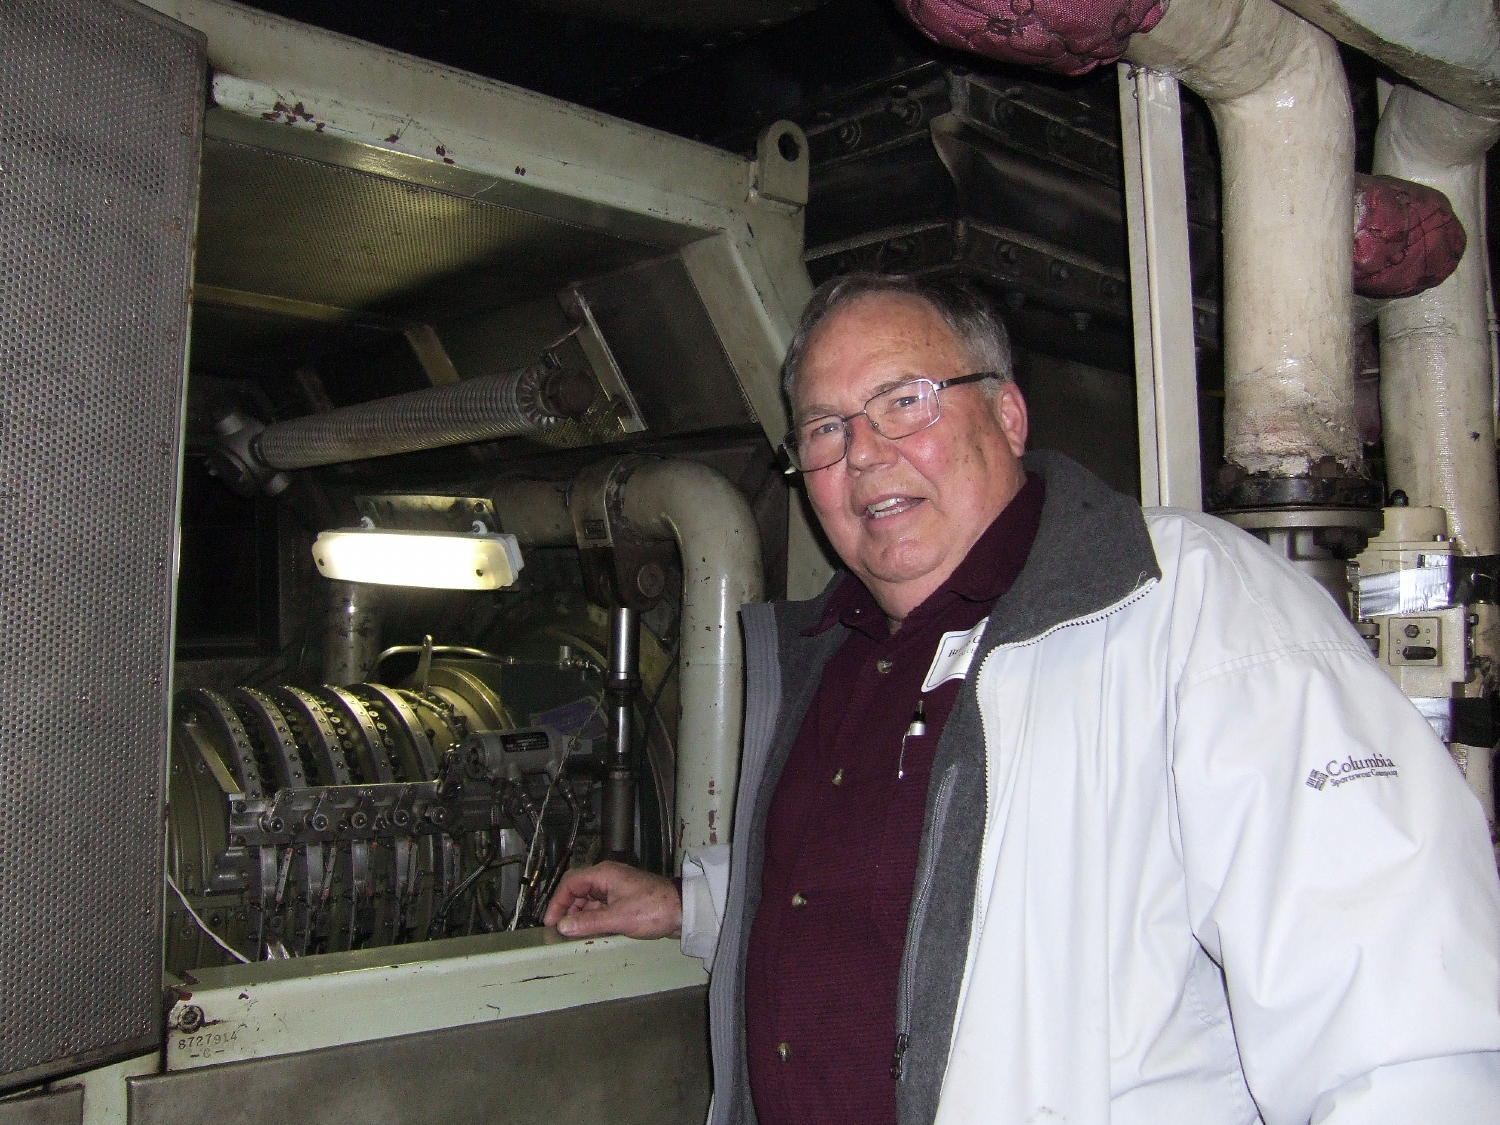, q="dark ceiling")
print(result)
[233,0,1008,151]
